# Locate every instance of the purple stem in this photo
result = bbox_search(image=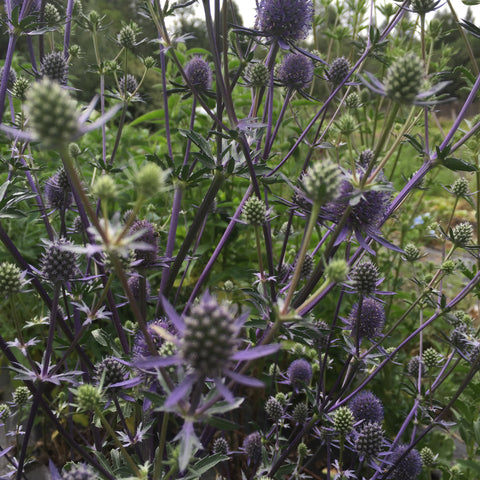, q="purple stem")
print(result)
[183,186,253,313]
[160,44,173,161]
[0,35,17,124]
[63,0,75,58]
